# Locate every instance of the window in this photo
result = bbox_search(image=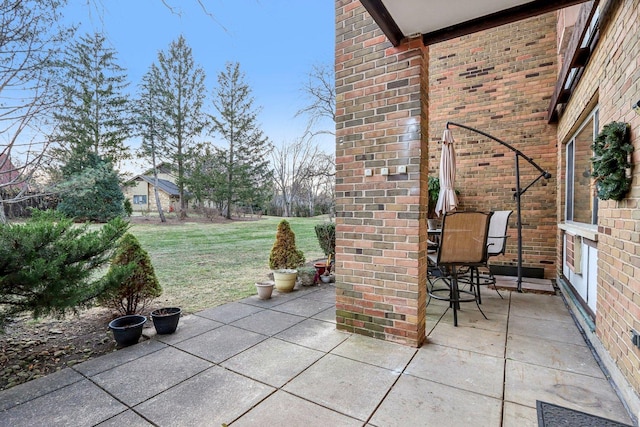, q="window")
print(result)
[133,195,147,205]
[565,108,598,224]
